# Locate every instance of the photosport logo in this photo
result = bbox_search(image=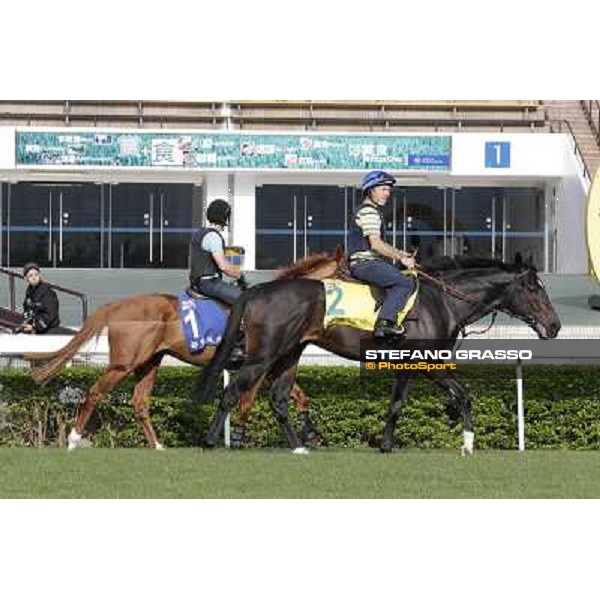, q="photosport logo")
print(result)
[359,339,600,379]
[364,348,459,373]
